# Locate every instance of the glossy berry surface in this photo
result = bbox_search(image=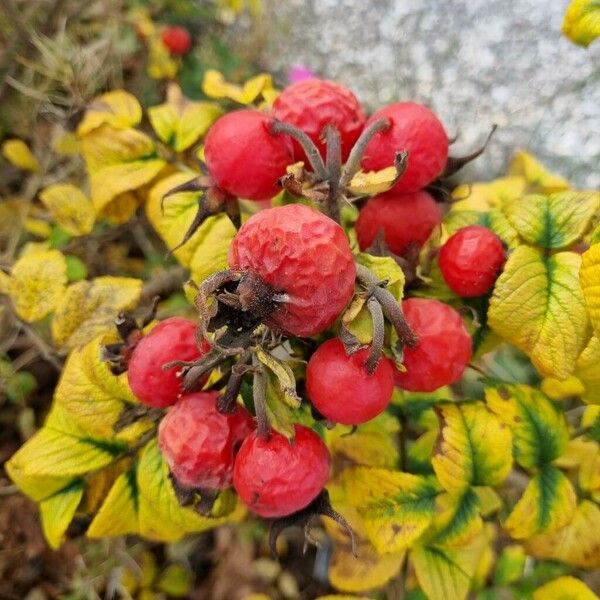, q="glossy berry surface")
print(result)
[356,190,442,255]
[306,338,394,425]
[205,110,294,200]
[128,317,210,408]
[158,392,255,490]
[229,204,356,337]
[160,26,192,55]
[361,102,448,193]
[395,298,472,392]
[233,425,330,517]
[272,79,366,163]
[439,225,505,297]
